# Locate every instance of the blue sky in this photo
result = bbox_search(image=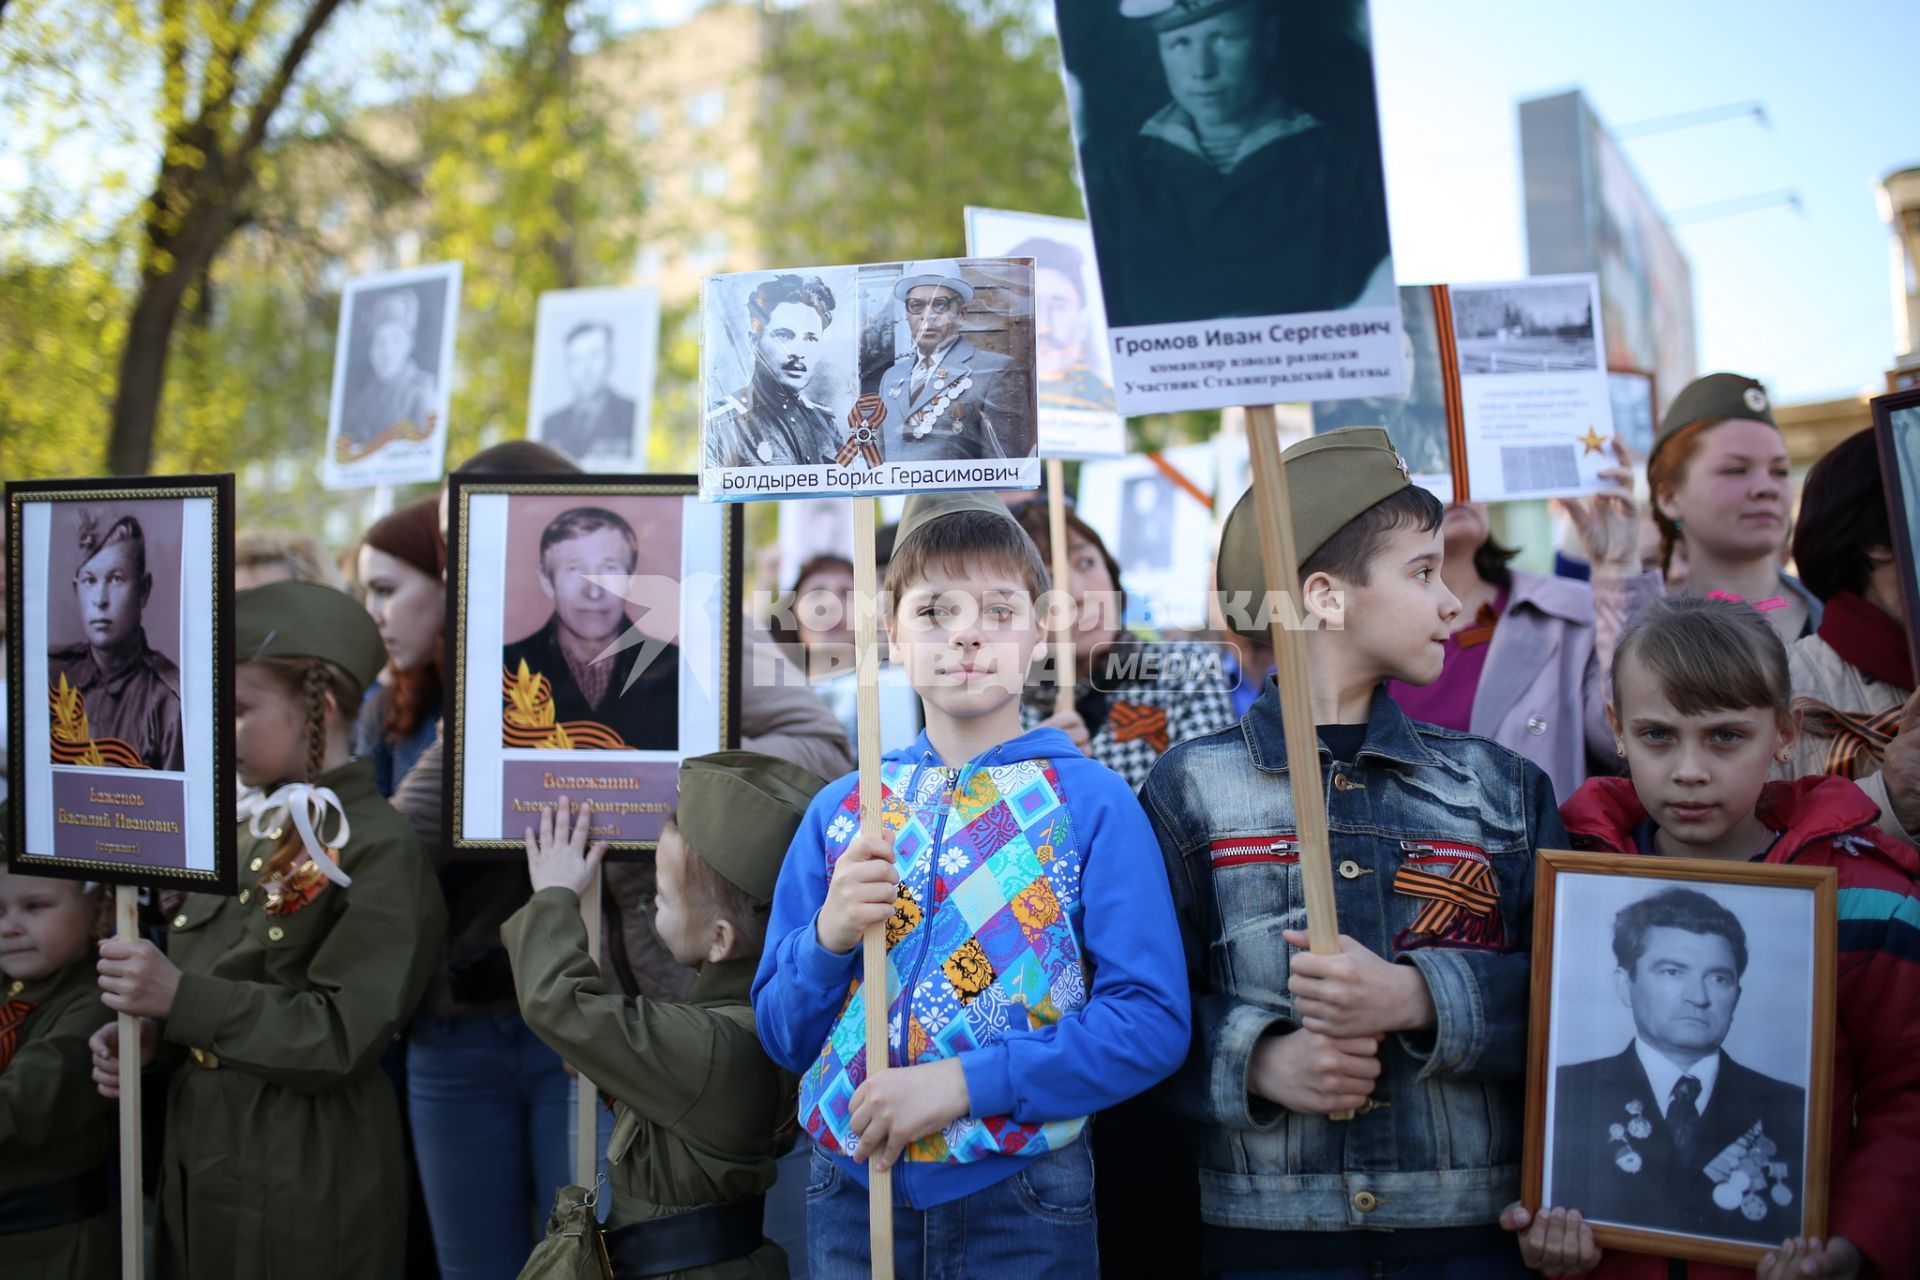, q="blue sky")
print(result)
[1370,0,1920,404]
